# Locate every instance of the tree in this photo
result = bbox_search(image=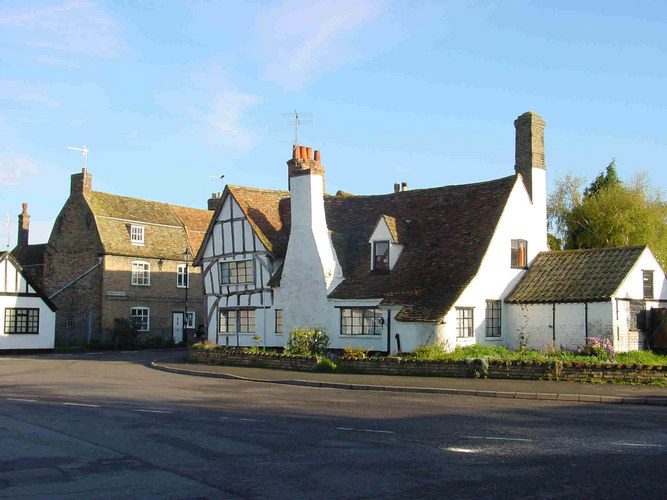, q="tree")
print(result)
[548,162,667,268]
